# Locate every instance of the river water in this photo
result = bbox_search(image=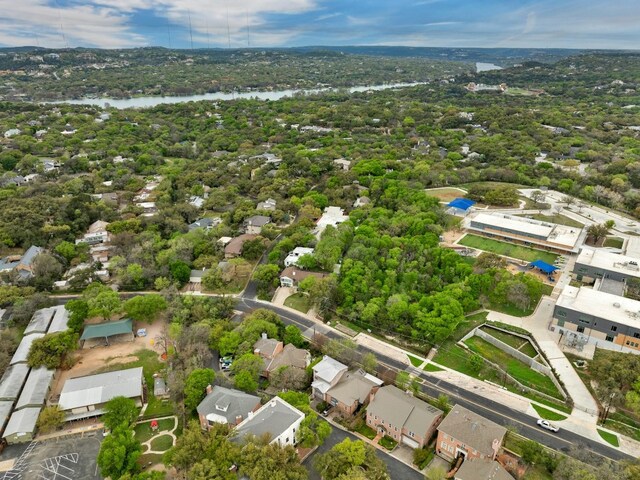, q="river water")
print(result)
[476,62,503,72]
[49,82,428,109]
